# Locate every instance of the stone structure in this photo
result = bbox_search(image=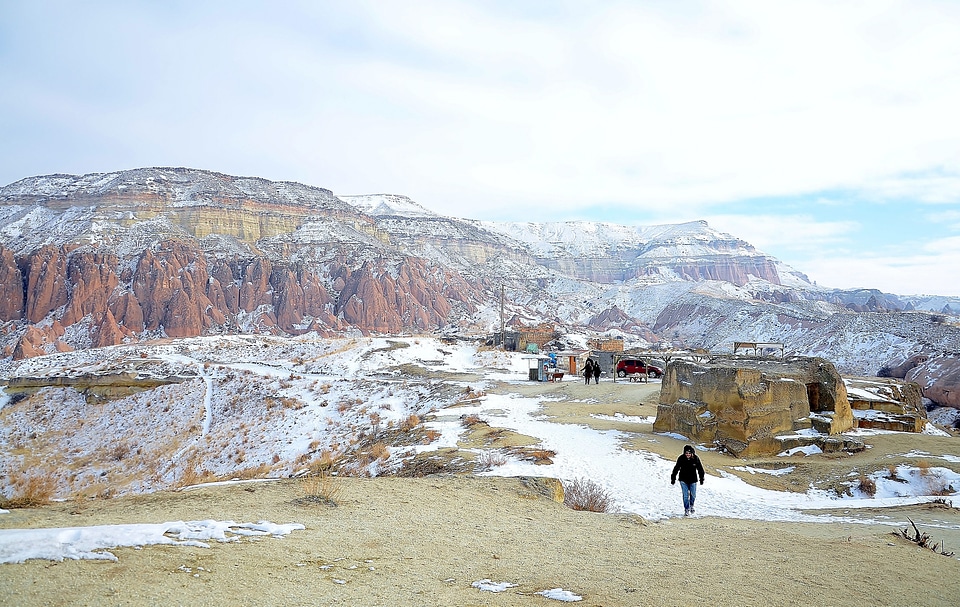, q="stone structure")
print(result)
[653,356,856,457]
